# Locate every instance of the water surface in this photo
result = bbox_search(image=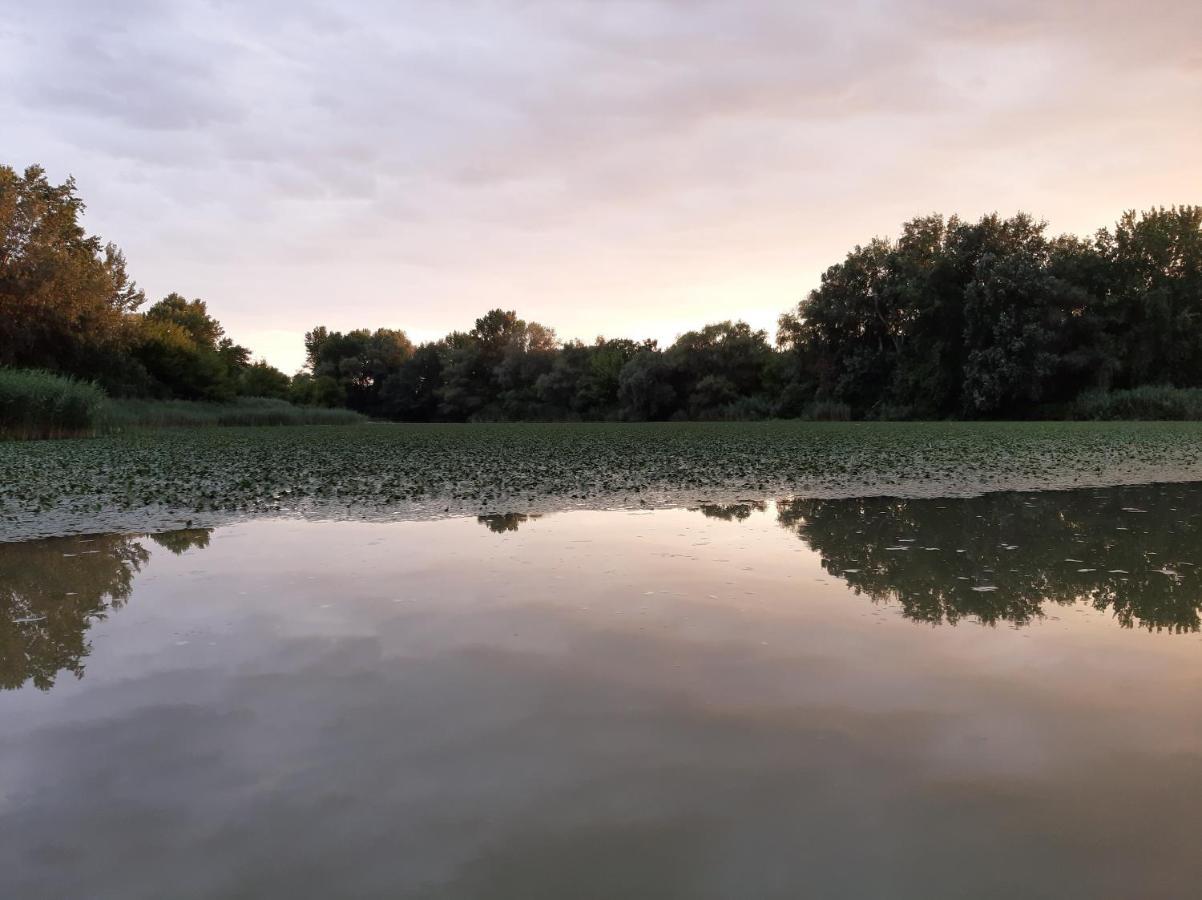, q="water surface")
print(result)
[3,484,1201,898]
